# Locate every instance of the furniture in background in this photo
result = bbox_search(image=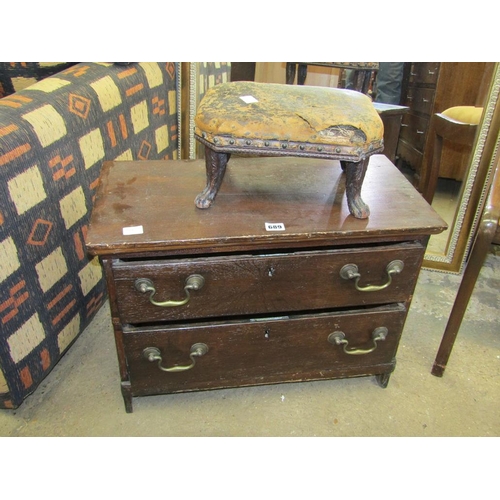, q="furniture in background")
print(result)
[421,107,482,204]
[286,62,378,94]
[373,103,409,163]
[396,62,492,192]
[230,62,256,82]
[432,154,500,376]
[86,155,446,412]
[422,63,500,275]
[0,62,232,410]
